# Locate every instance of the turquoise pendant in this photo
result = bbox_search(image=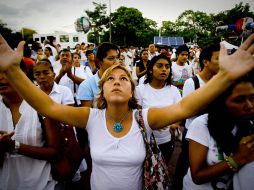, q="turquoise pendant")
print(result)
[113,122,123,133]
